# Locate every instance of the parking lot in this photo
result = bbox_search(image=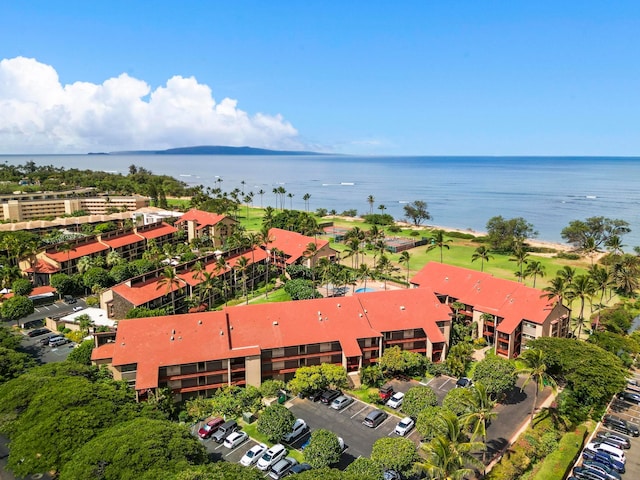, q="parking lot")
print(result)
[572,370,640,478]
[20,328,75,363]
